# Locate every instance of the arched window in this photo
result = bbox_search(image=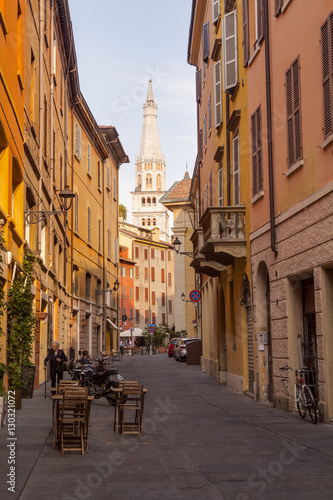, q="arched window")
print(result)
[137,175,142,189]
[156,174,161,190]
[142,219,145,226]
[152,197,156,205]
[12,156,23,225]
[153,218,156,226]
[141,197,145,205]
[147,219,151,226]
[146,175,152,189]
[147,197,151,206]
